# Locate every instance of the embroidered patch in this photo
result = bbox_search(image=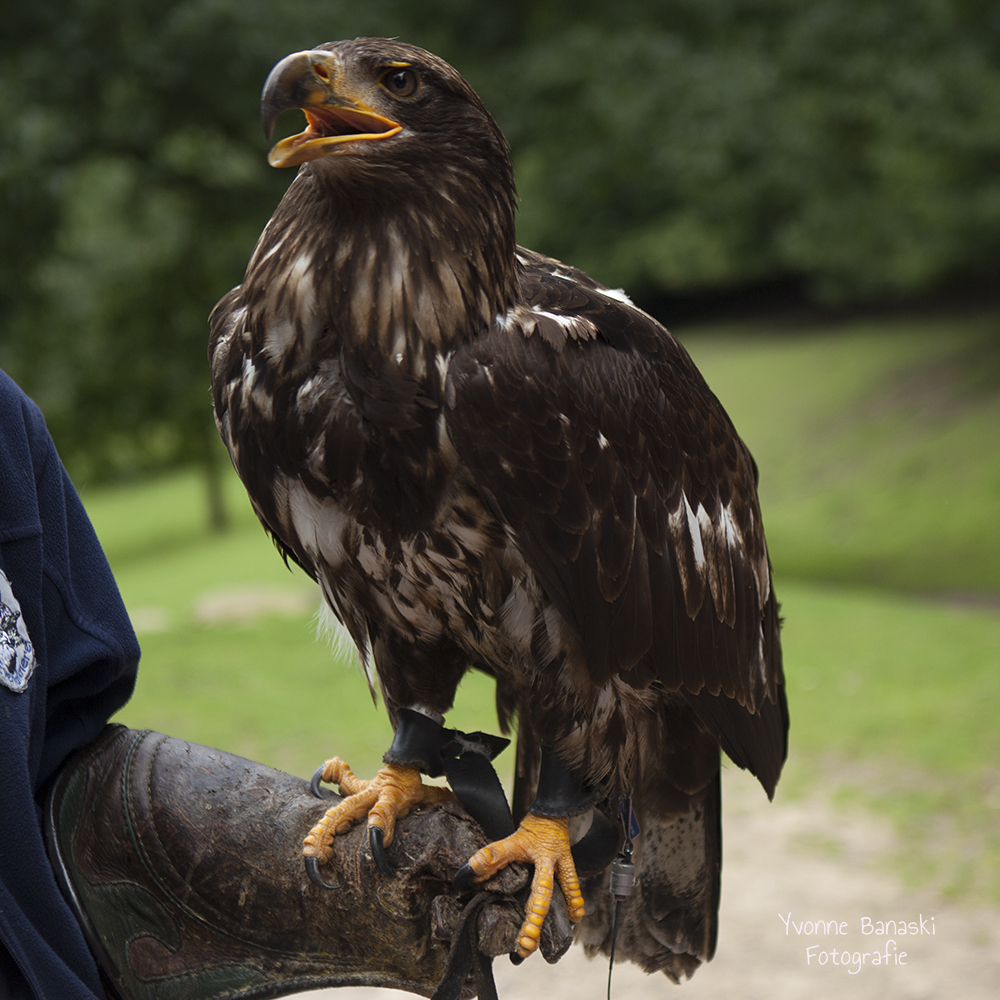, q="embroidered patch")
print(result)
[0,570,34,693]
